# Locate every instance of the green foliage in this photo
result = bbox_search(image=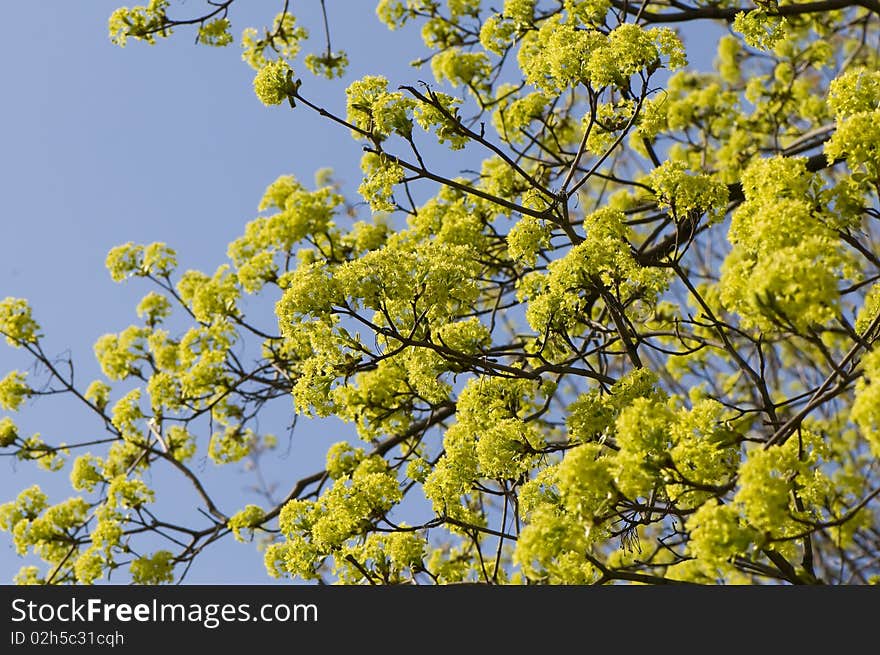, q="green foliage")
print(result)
[720,156,858,331]
[242,12,308,71]
[0,371,30,411]
[0,417,18,448]
[228,505,266,542]
[3,0,880,586]
[0,298,41,346]
[109,0,171,46]
[198,18,232,47]
[253,60,298,107]
[129,550,175,584]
